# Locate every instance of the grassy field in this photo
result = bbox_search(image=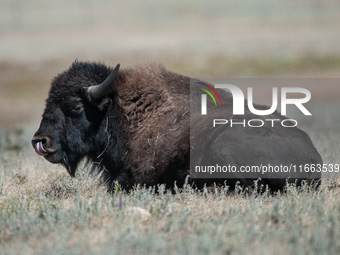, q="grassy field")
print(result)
[1,0,340,254]
[0,89,339,255]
